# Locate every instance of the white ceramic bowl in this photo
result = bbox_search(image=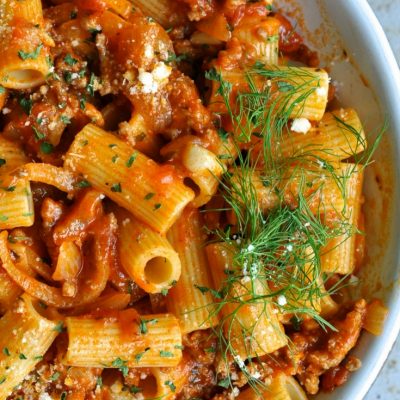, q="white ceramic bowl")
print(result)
[278,0,400,398]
